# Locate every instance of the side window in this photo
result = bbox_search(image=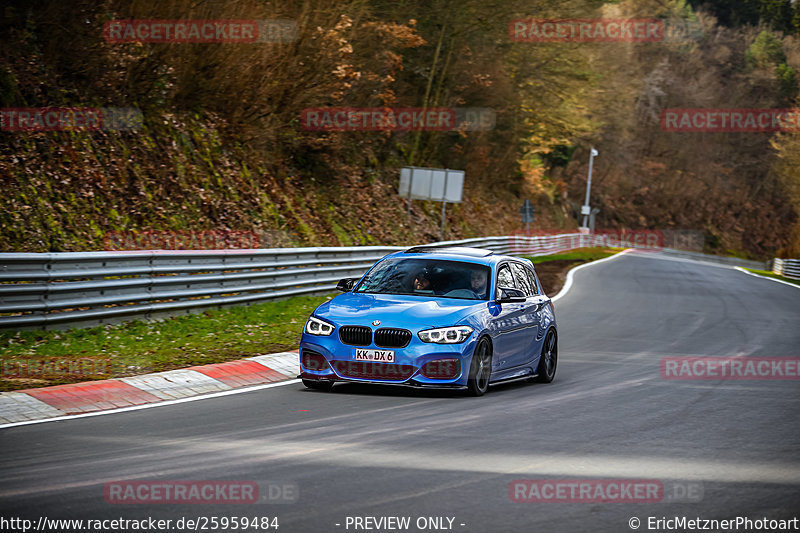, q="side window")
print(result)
[511,263,534,296]
[526,268,540,295]
[496,264,514,298]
